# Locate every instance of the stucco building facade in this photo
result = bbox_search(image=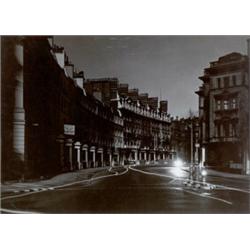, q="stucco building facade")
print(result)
[196,52,249,173]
